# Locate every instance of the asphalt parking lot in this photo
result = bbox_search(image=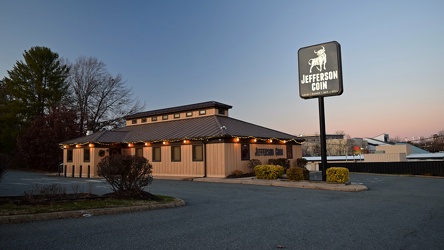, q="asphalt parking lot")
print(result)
[1,171,444,249]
